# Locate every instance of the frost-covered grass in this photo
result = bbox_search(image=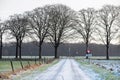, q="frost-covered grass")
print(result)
[0,61,40,72]
[38,59,59,72]
[76,59,120,80]
[90,56,120,60]
[2,56,54,59]
[91,60,120,76]
[12,59,59,80]
[75,56,120,60]
[0,61,12,72]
